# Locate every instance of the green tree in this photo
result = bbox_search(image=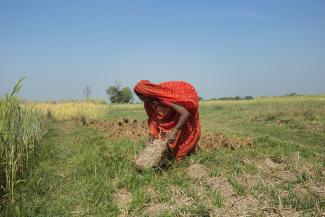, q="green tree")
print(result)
[106,82,134,103]
[120,87,134,103]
